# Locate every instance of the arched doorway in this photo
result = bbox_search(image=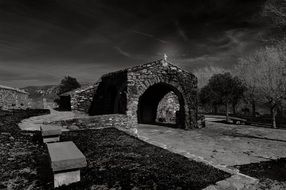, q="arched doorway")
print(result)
[137,83,186,128]
[156,91,180,124]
